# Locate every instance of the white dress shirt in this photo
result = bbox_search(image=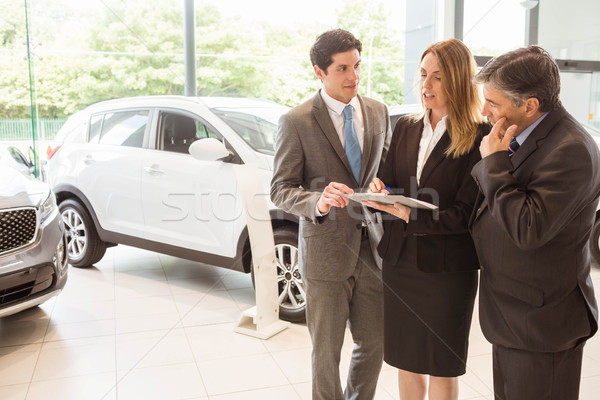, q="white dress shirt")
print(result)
[416,112,447,185]
[320,89,364,151]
